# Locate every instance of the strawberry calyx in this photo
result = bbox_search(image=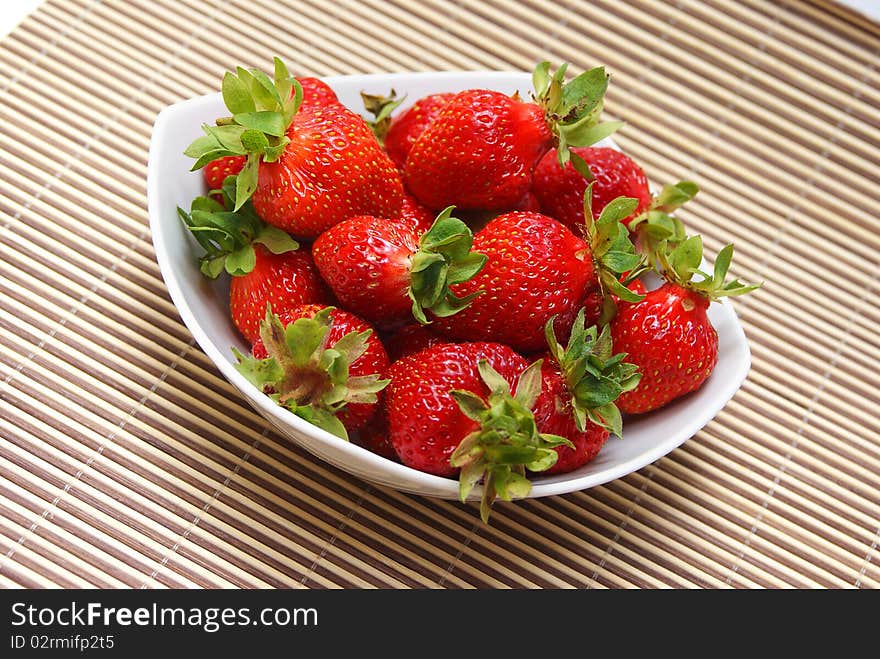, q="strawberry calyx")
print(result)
[177,175,299,278]
[184,57,303,211]
[581,183,649,322]
[532,61,624,179]
[654,235,760,302]
[545,309,641,437]
[449,360,573,522]
[233,307,389,441]
[360,89,406,145]
[628,181,698,267]
[408,206,487,324]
